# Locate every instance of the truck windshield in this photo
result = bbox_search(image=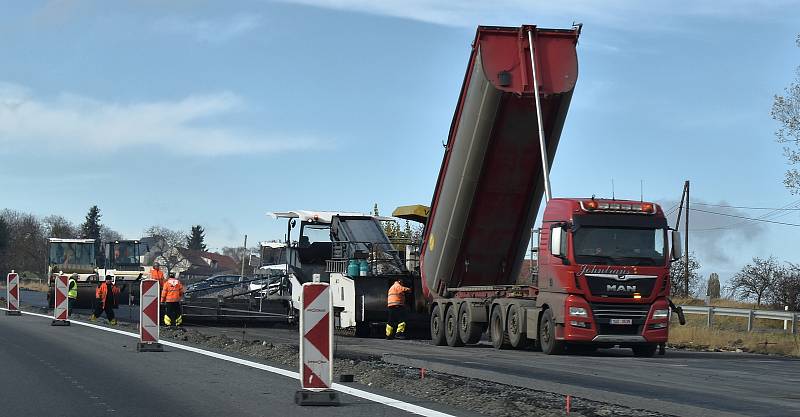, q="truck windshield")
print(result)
[49,242,95,266]
[573,227,666,266]
[110,242,139,266]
